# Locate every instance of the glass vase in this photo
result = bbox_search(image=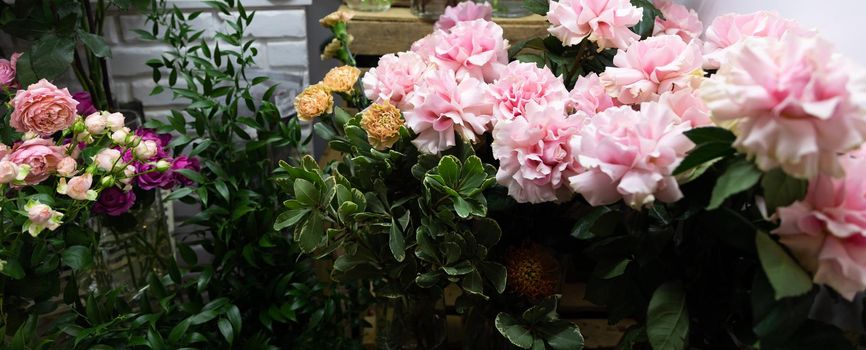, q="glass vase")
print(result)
[479,0,531,18]
[346,0,392,12]
[411,0,460,21]
[374,295,446,349]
